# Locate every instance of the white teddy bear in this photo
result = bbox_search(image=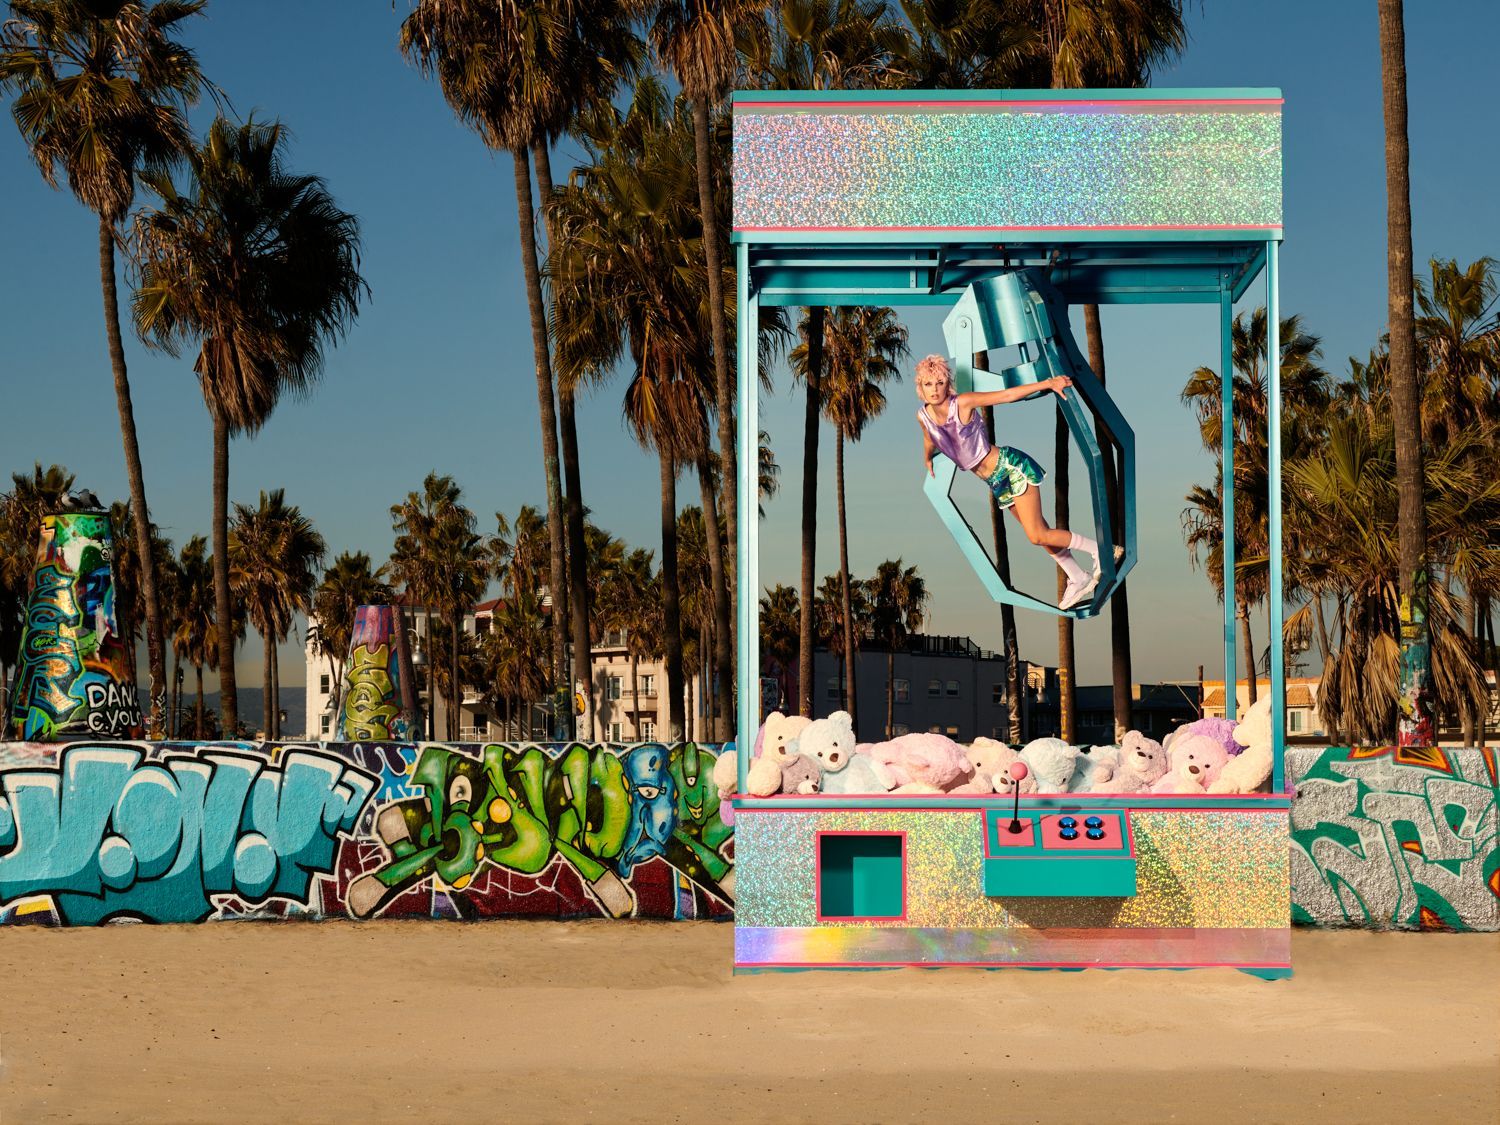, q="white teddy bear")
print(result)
[802,711,887,795]
[1208,695,1275,794]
